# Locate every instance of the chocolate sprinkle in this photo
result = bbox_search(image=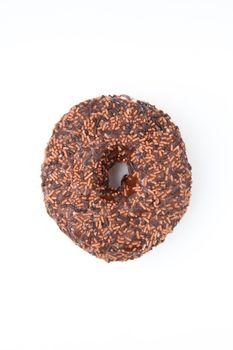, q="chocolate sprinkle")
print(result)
[41,95,192,262]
